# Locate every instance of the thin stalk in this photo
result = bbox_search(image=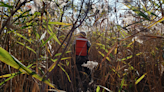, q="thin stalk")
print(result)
[0,0,28,35]
[158,0,164,17]
[8,65,12,92]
